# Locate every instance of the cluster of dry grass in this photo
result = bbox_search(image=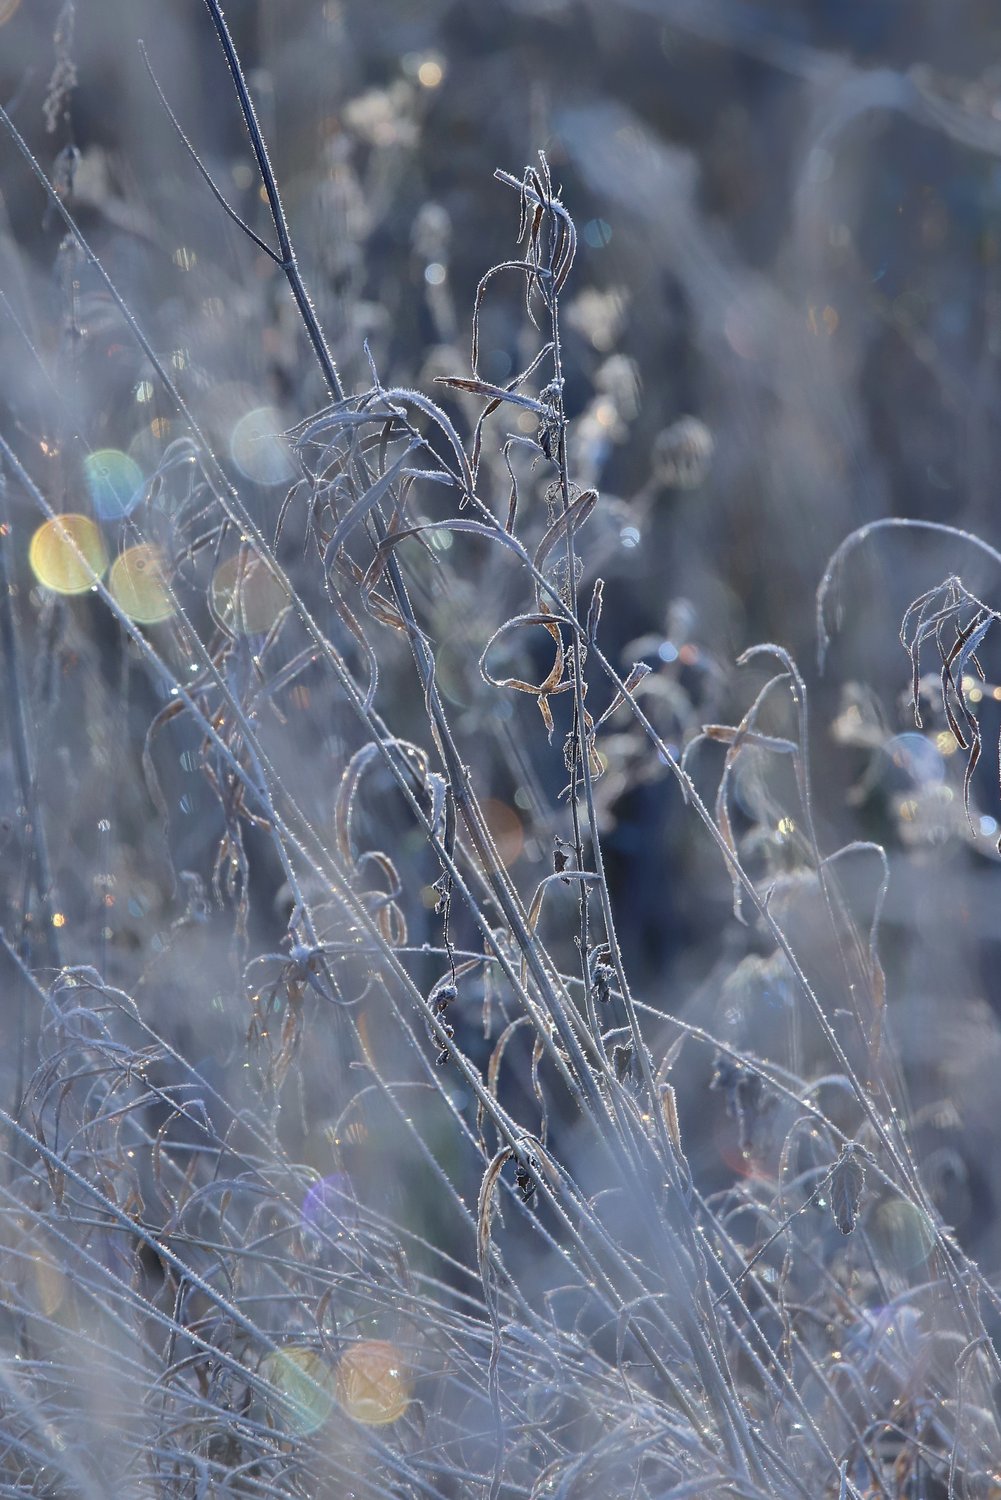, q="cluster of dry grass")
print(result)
[3,3,1001,1497]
